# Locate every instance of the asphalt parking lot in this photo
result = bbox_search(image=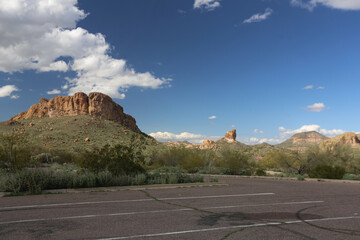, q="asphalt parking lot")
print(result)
[1,177,360,239]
